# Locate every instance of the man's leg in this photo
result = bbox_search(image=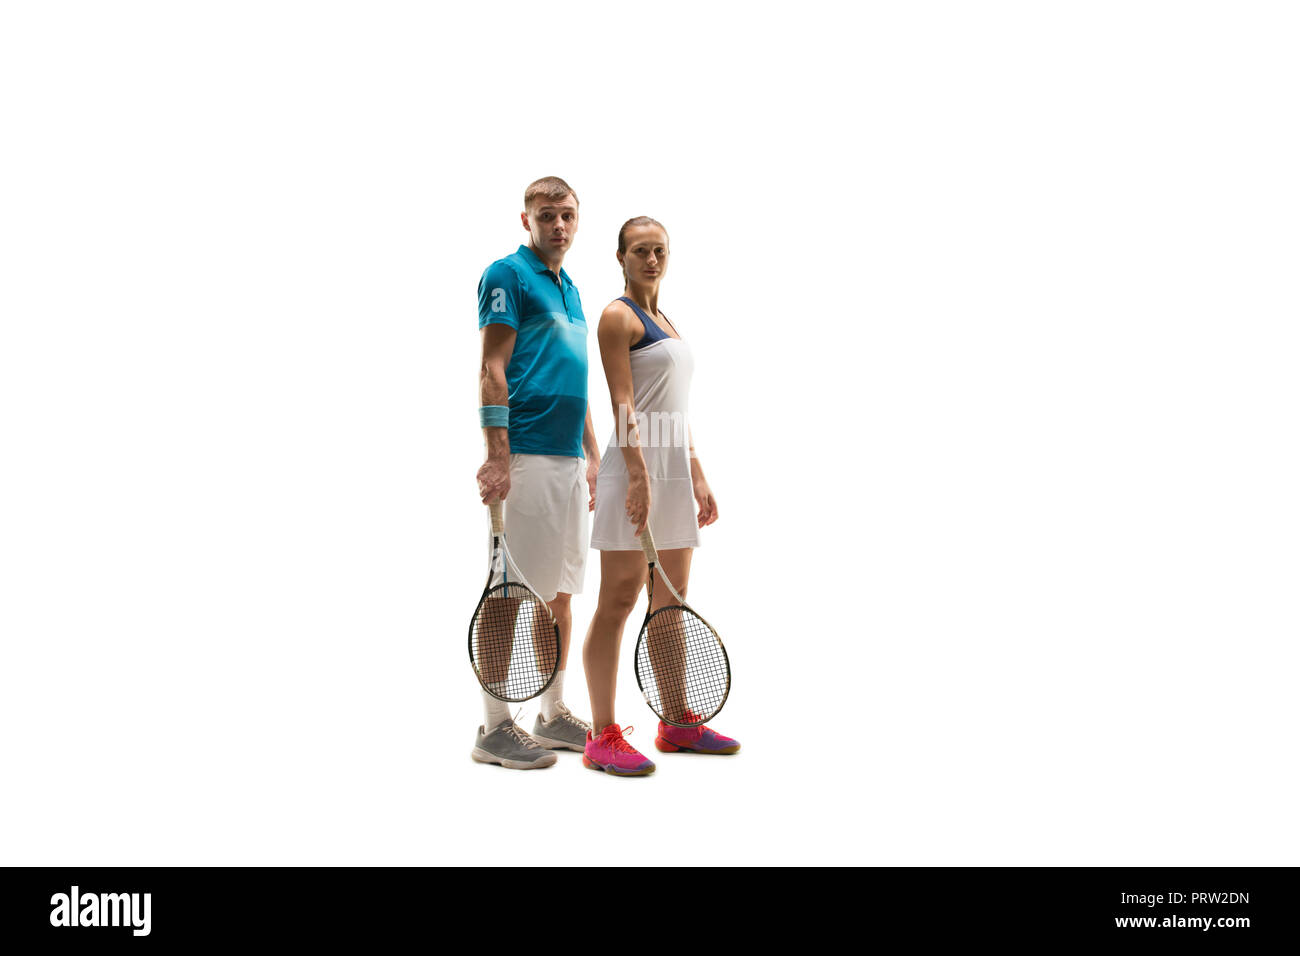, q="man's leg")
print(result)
[535,591,572,721]
[477,544,516,735]
[530,458,593,750]
[470,454,564,770]
[550,591,574,669]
